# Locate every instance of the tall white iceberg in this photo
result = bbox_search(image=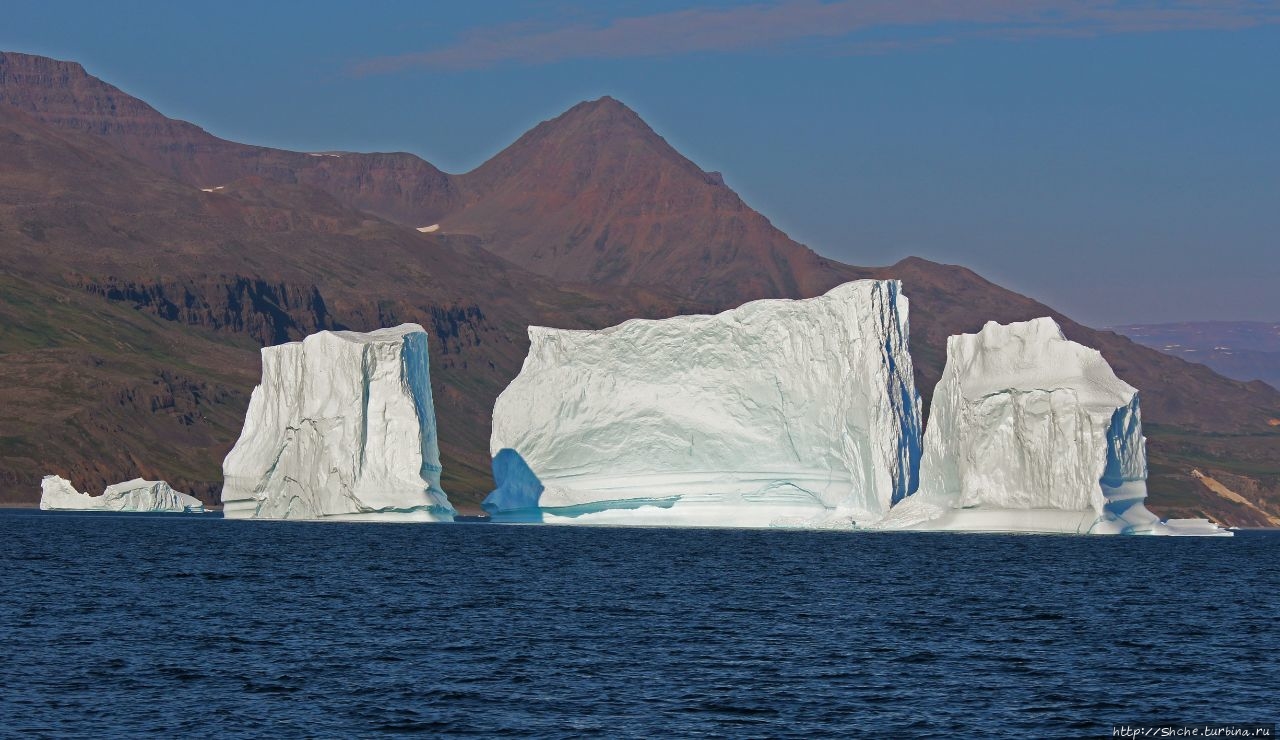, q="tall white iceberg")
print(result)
[40,475,205,513]
[485,280,922,527]
[221,324,456,521]
[879,318,1225,535]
